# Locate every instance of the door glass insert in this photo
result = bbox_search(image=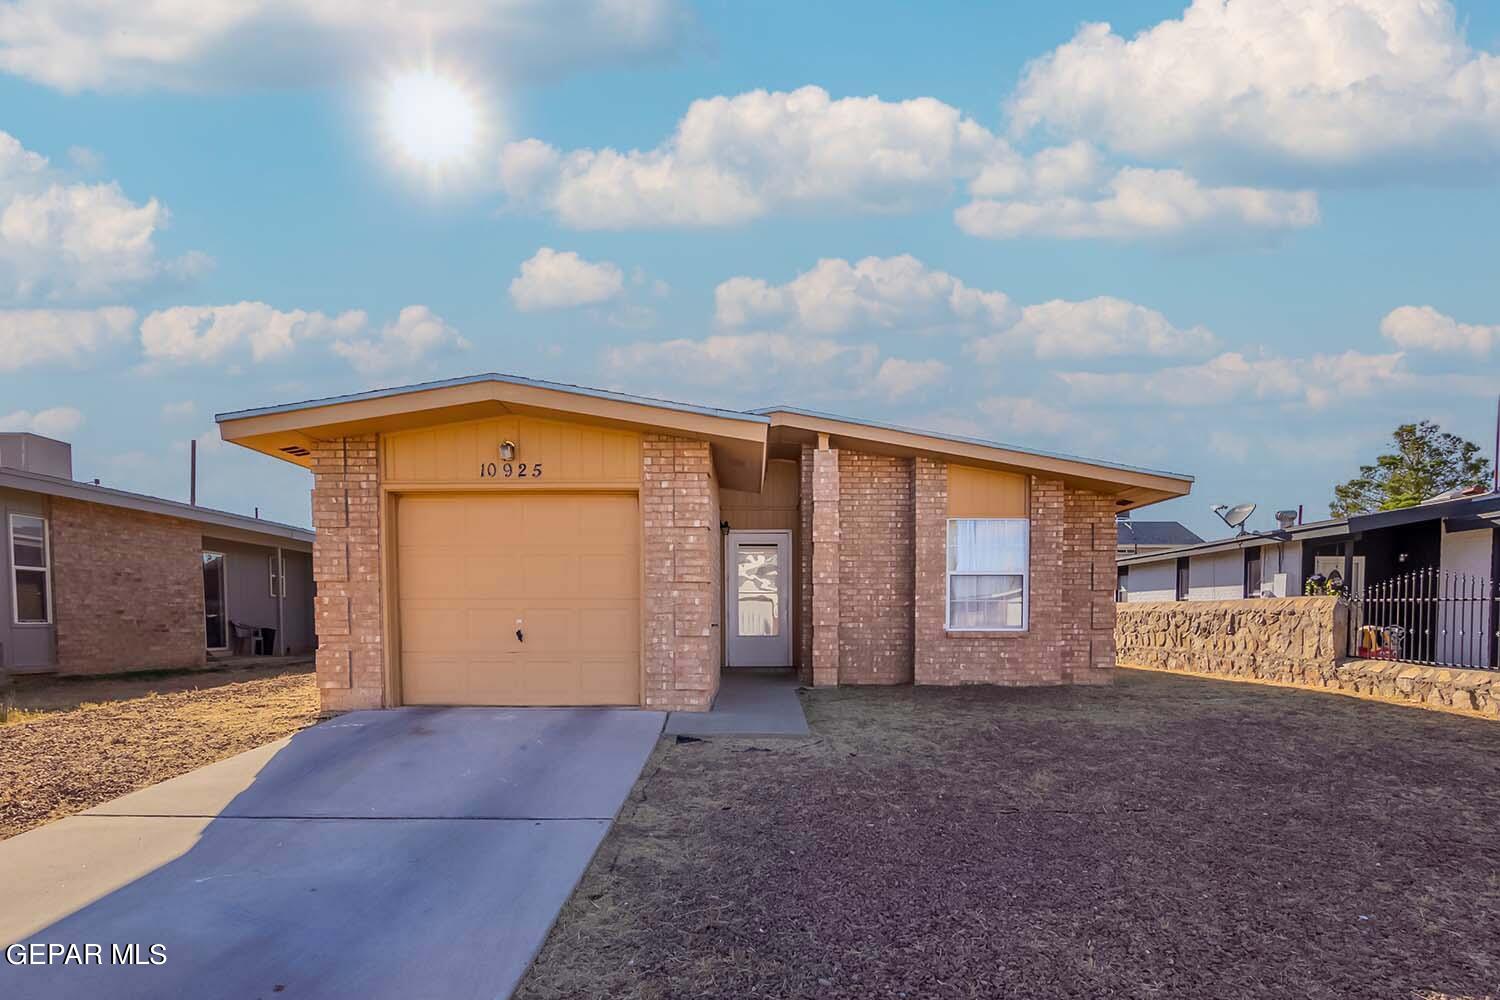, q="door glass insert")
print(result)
[203,552,227,649]
[736,544,780,637]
